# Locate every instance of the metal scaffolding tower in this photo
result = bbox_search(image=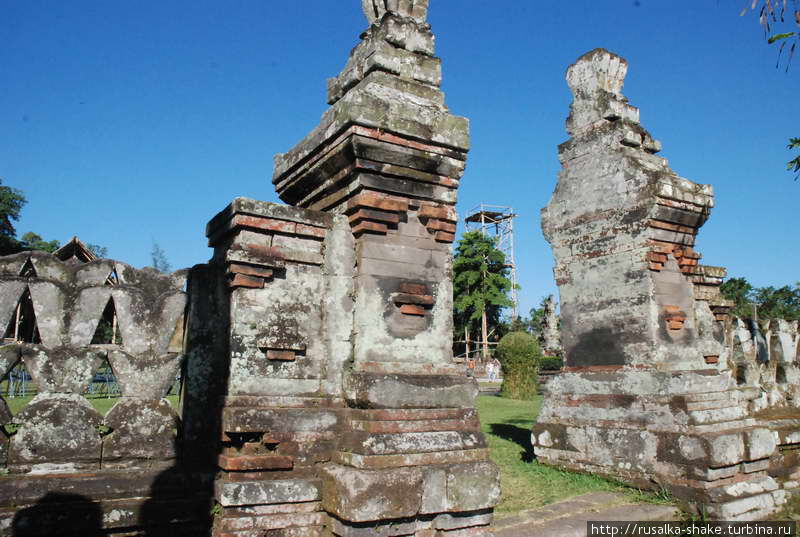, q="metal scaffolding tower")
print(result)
[464,204,519,320]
